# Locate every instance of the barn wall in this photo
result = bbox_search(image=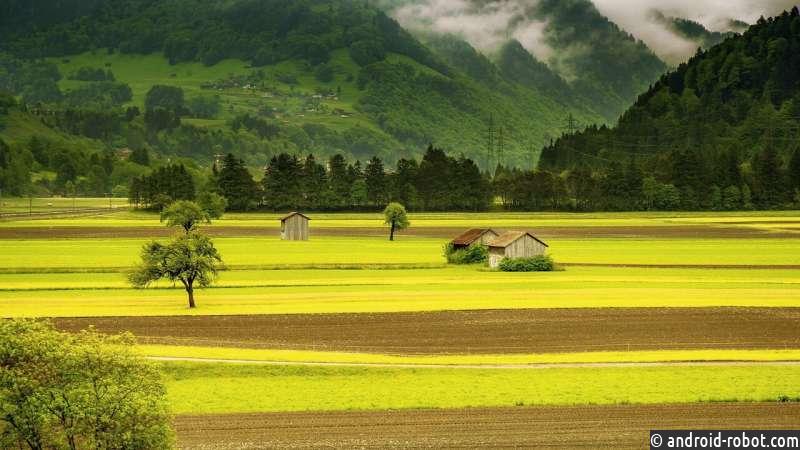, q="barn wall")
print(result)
[488,247,505,268]
[282,215,309,240]
[504,236,546,259]
[479,230,500,246]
